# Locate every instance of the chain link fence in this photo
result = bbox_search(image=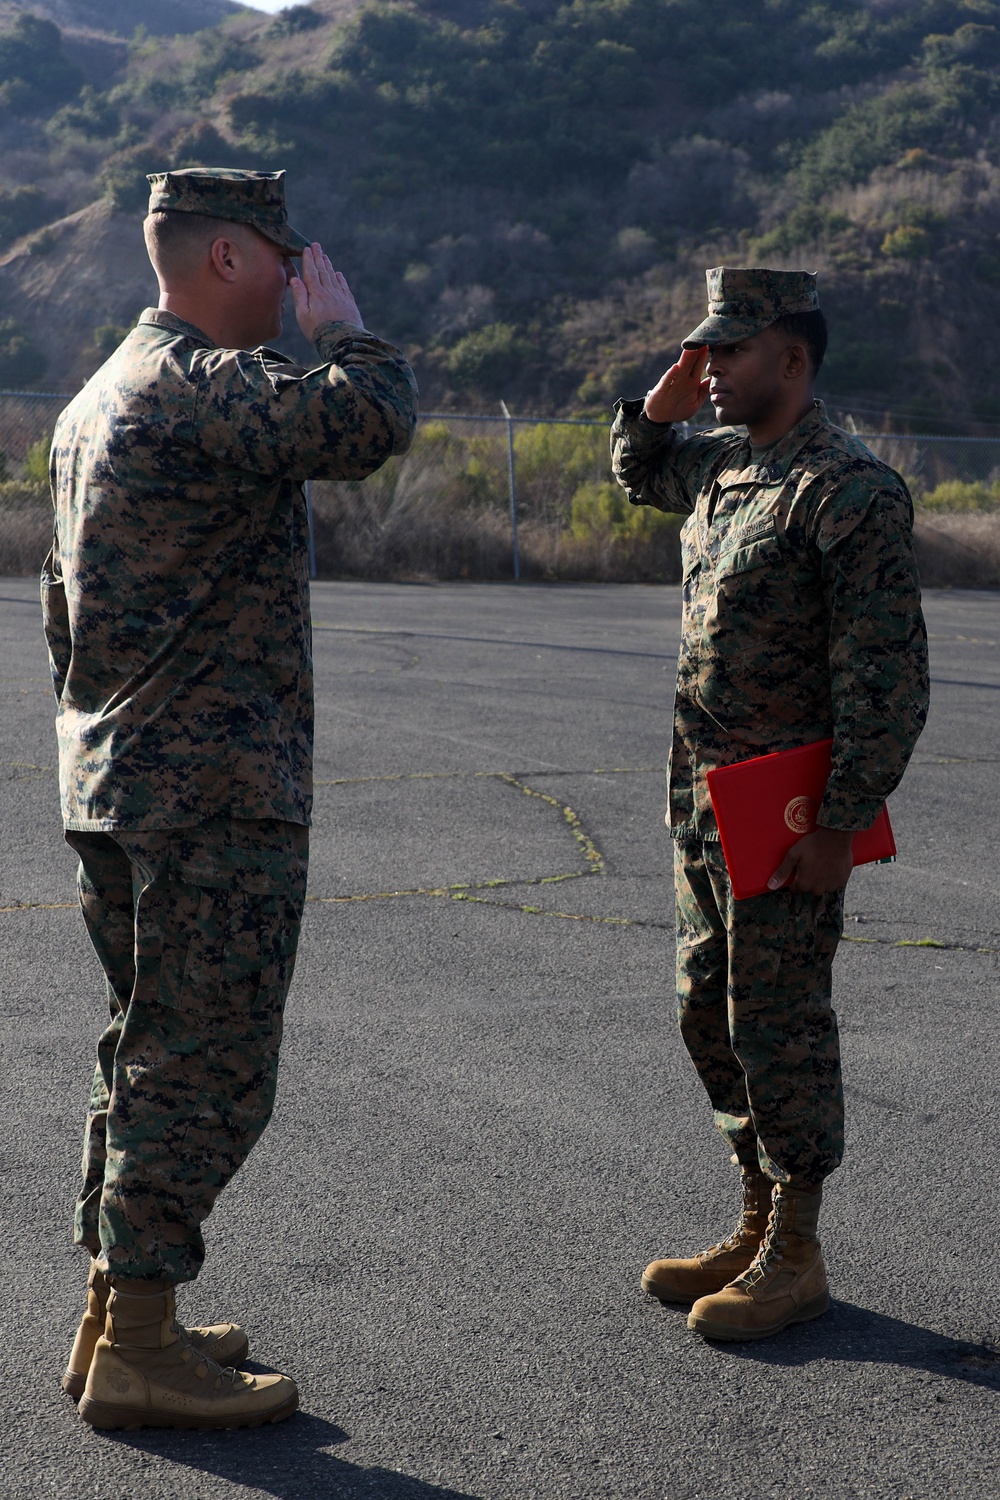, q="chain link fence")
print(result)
[306,411,661,583]
[0,390,69,574]
[2,391,1000,583]
[0,389,70,471]
[846,431,1000,492]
